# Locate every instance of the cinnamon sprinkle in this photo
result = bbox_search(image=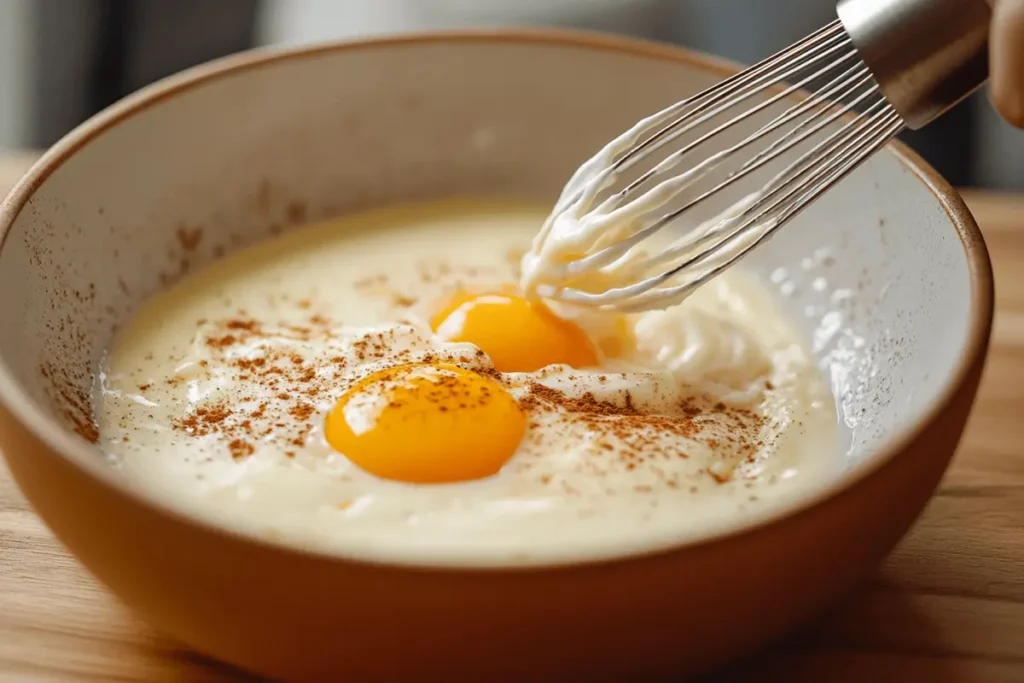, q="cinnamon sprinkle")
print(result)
[228,438,255,460]
[519,381,765,485]
[153,286,768,488]
[165,310,495,460]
